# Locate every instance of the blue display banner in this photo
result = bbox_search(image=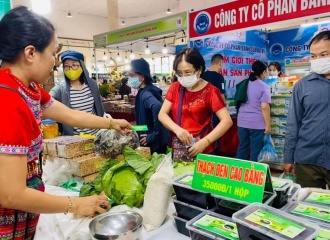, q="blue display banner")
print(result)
[190,30,267,99]
[267,25,320,72]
